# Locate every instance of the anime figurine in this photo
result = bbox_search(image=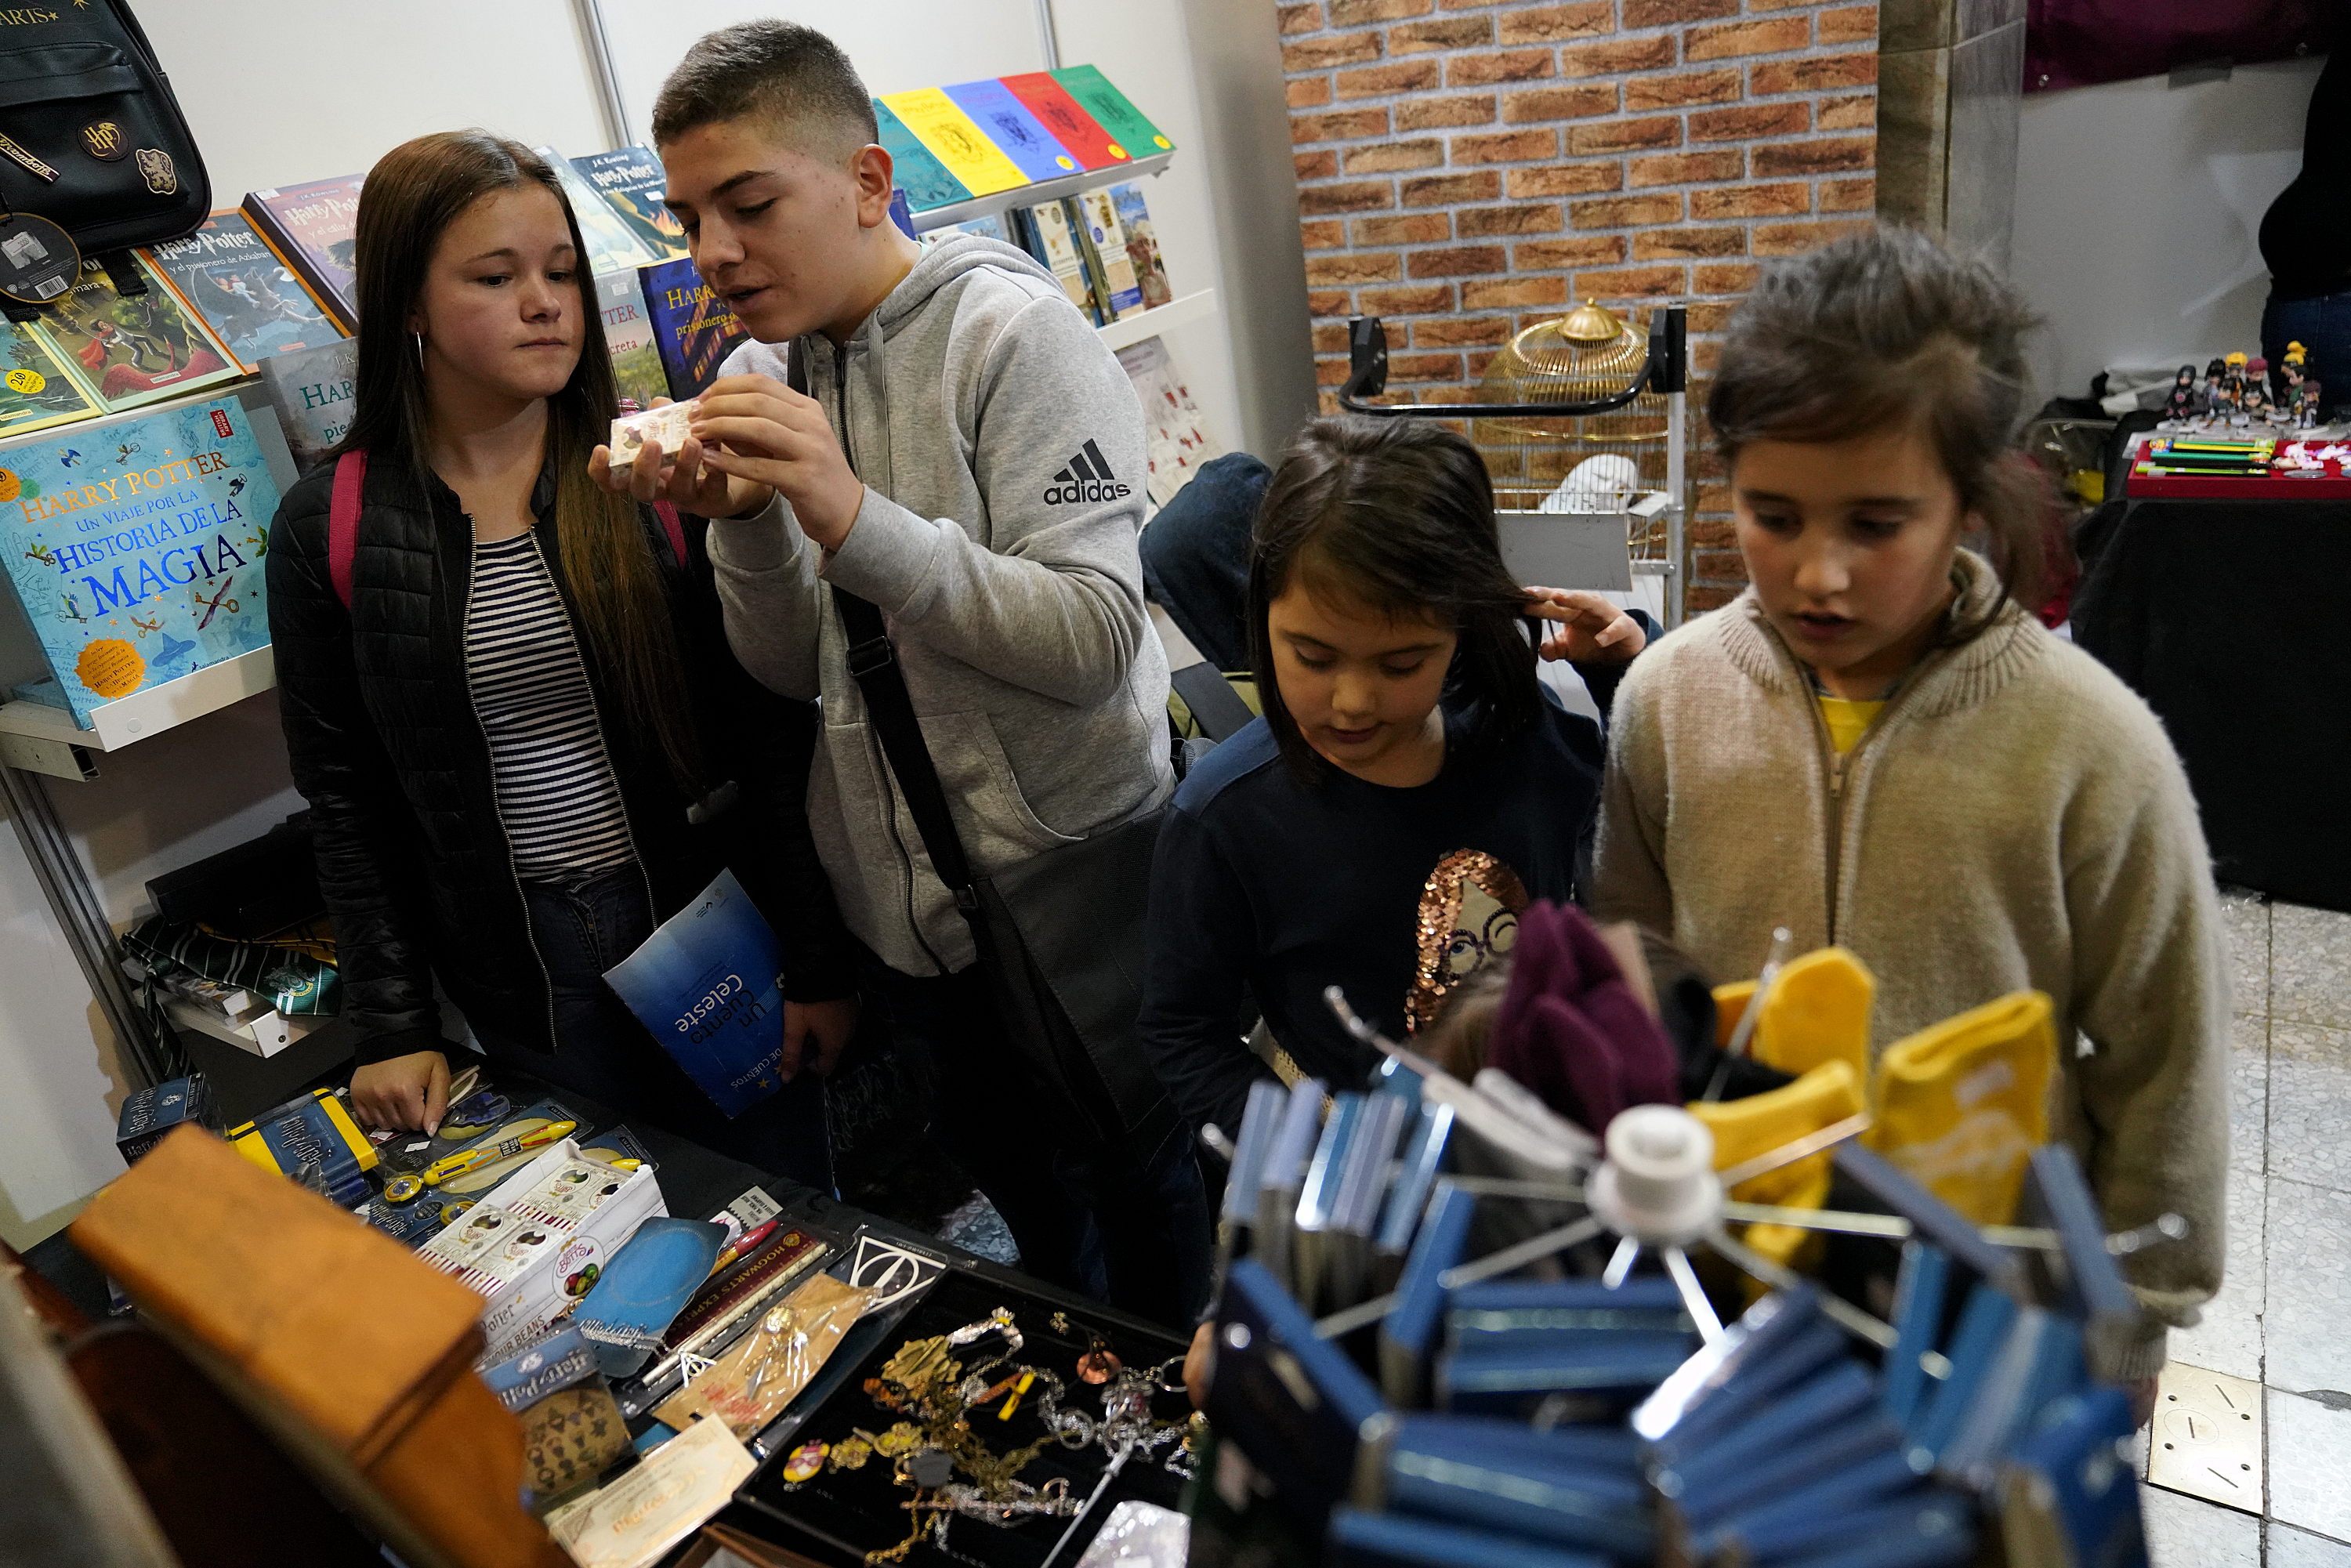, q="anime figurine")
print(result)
[2162,364,2198,424]
[2245,359,2275,422]
[2301,382,2324,429]
[2192,357,2223,416]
